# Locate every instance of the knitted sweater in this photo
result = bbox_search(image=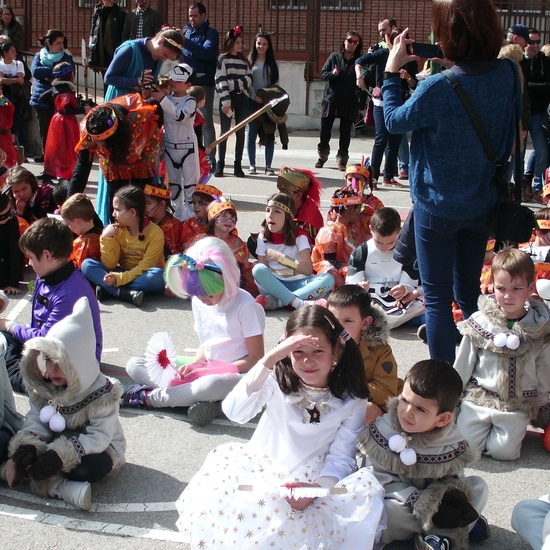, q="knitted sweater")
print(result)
[383,59,521,221]
[215,54,252,109]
